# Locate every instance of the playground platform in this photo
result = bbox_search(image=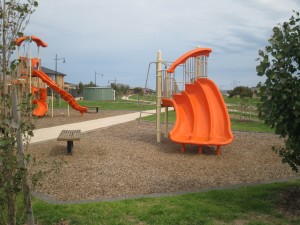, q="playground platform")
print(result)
[31,110,156,144]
